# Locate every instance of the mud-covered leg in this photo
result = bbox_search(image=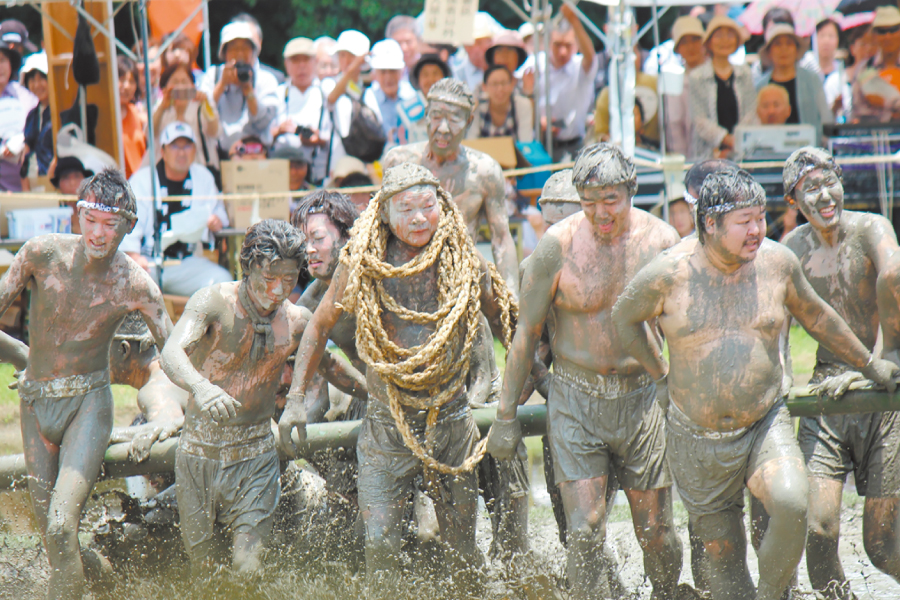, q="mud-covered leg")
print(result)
[749,495,798,600]
[863,497,900,583]
[694,507,755,600]
[748,456,809,600]
[559,476,611,600]
[20,401,59,542]
[233,520,272,575]
[45,389,113,600]
[480,452,529,559]
[434,469,484,595]
[688,520,712,595]
[803,478,852,599]
[542,435,567,545]
[625,487,682,600]
[362,501,405,598]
